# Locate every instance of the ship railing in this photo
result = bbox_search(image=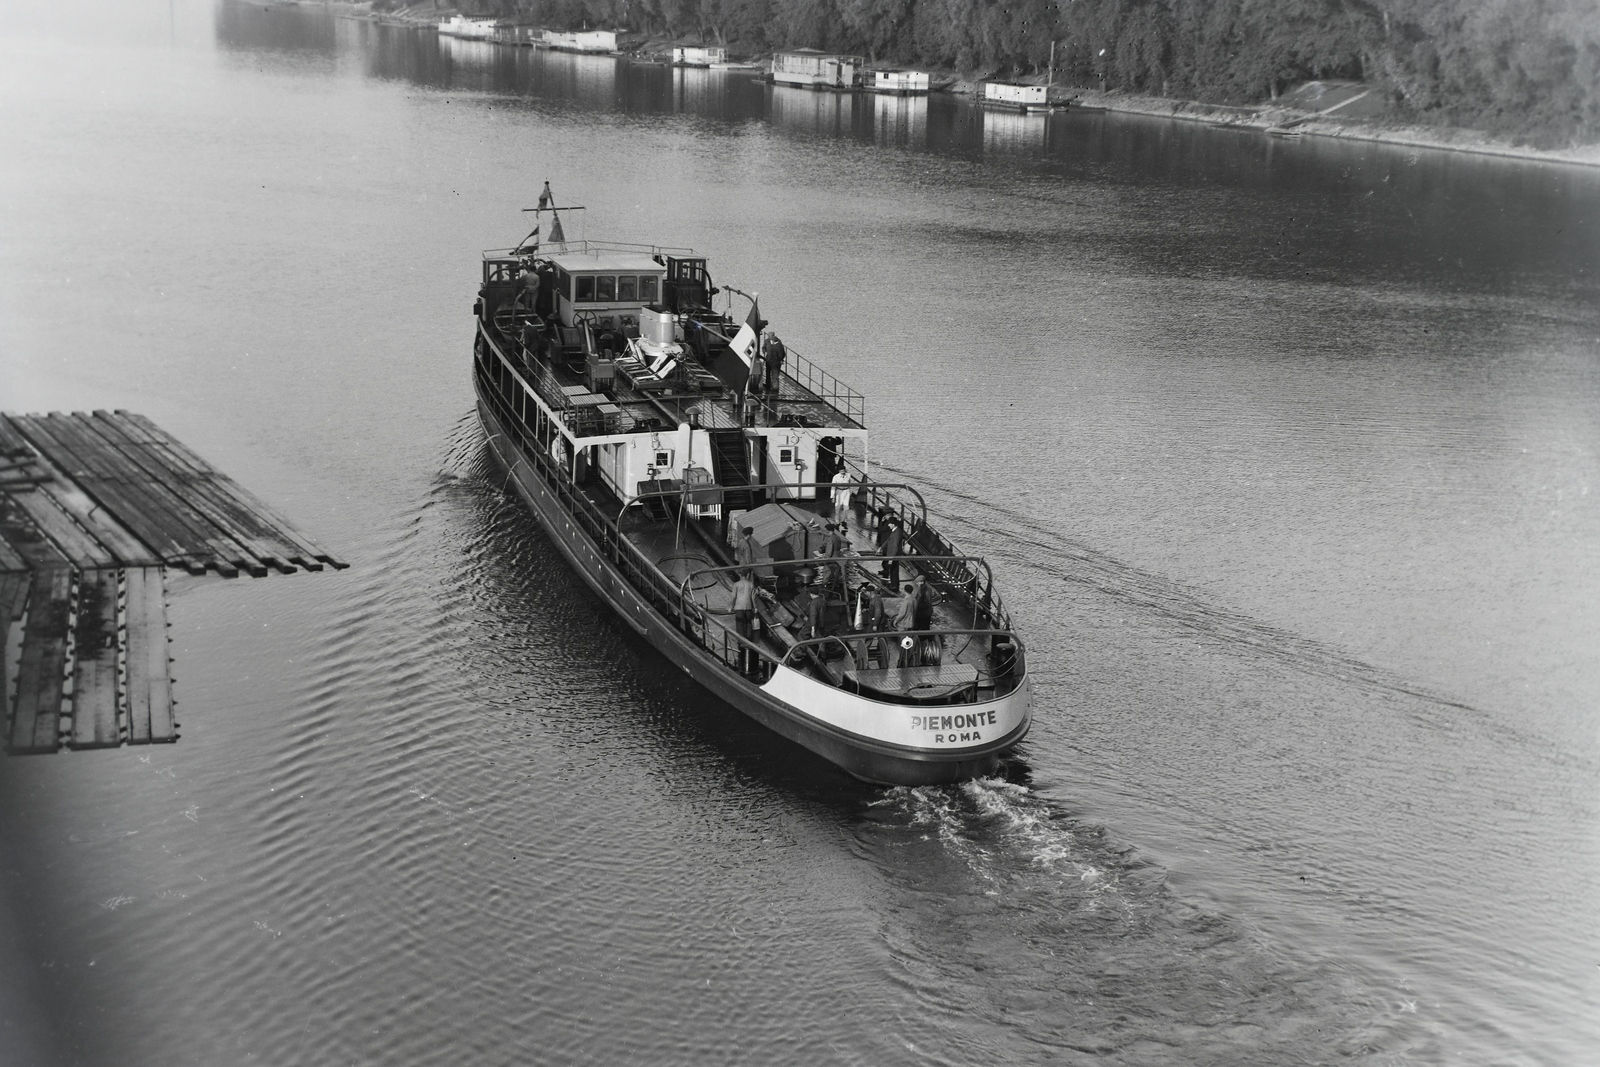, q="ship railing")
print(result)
[480,337,1010,677]
[482,240,698,262]
[779,628,1027,700]
[834,457,1012,631]
[628,474,1003,630]
[477,344,698,624]
[631,478,925,526]
[673,554,1007,668]
[759,342,865,426]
